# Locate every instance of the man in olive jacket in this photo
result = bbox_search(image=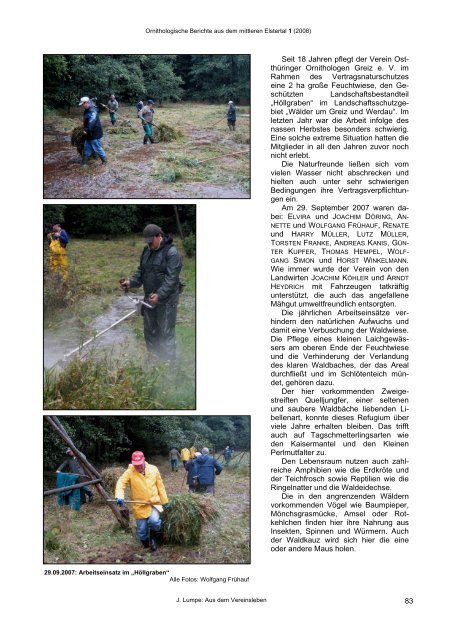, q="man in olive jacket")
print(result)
[120,224,182,361]
[115,451,169,551]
